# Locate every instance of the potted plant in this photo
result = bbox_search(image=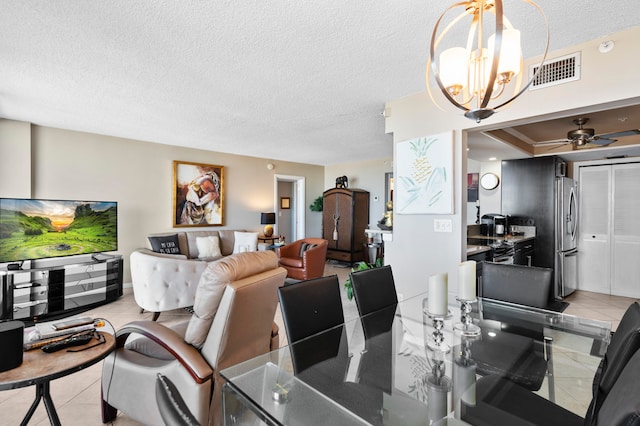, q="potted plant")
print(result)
[309,196,323,212]
[343,258,383,301]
